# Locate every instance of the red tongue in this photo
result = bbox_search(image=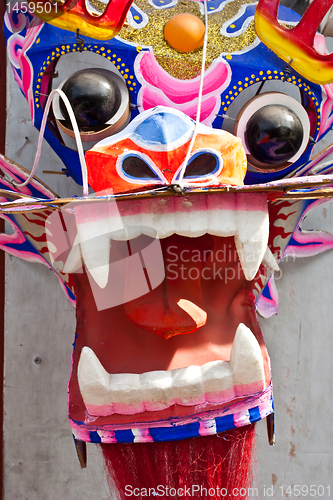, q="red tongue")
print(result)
[124,239,208,339]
